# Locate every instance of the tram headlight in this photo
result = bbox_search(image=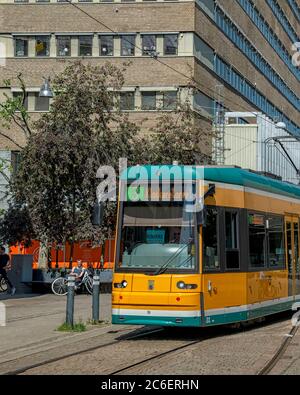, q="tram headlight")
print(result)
[177,281,186,290]
[121,280,128,288]
[176,281,198,290]
[114,280,128,289]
